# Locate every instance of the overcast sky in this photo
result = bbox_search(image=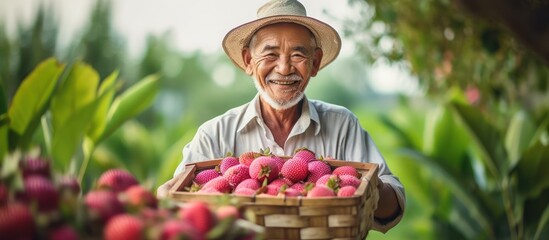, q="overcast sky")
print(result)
[0,0,419,95]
